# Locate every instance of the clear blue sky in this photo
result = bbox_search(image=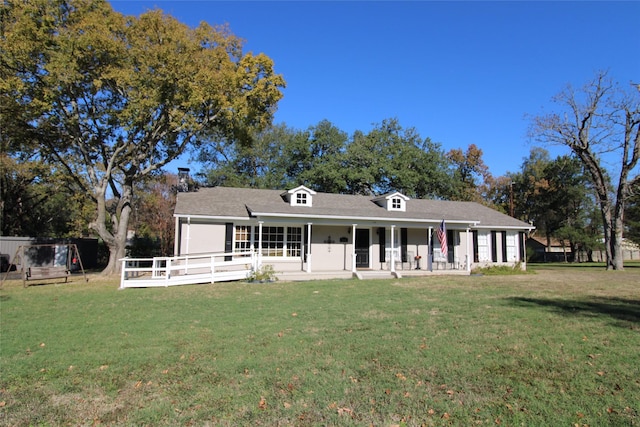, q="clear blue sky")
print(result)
[110,1,639,177]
